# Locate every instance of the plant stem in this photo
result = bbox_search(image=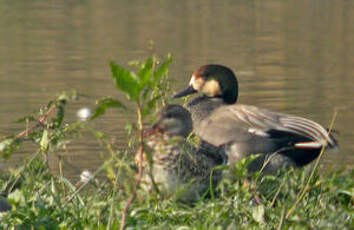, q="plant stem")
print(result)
[120,104,144,230]
[16,104,57,139]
